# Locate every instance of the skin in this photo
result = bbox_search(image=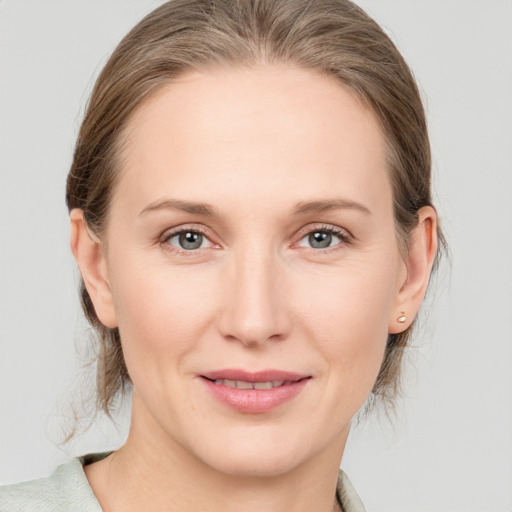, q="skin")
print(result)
[70,64,437,512]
